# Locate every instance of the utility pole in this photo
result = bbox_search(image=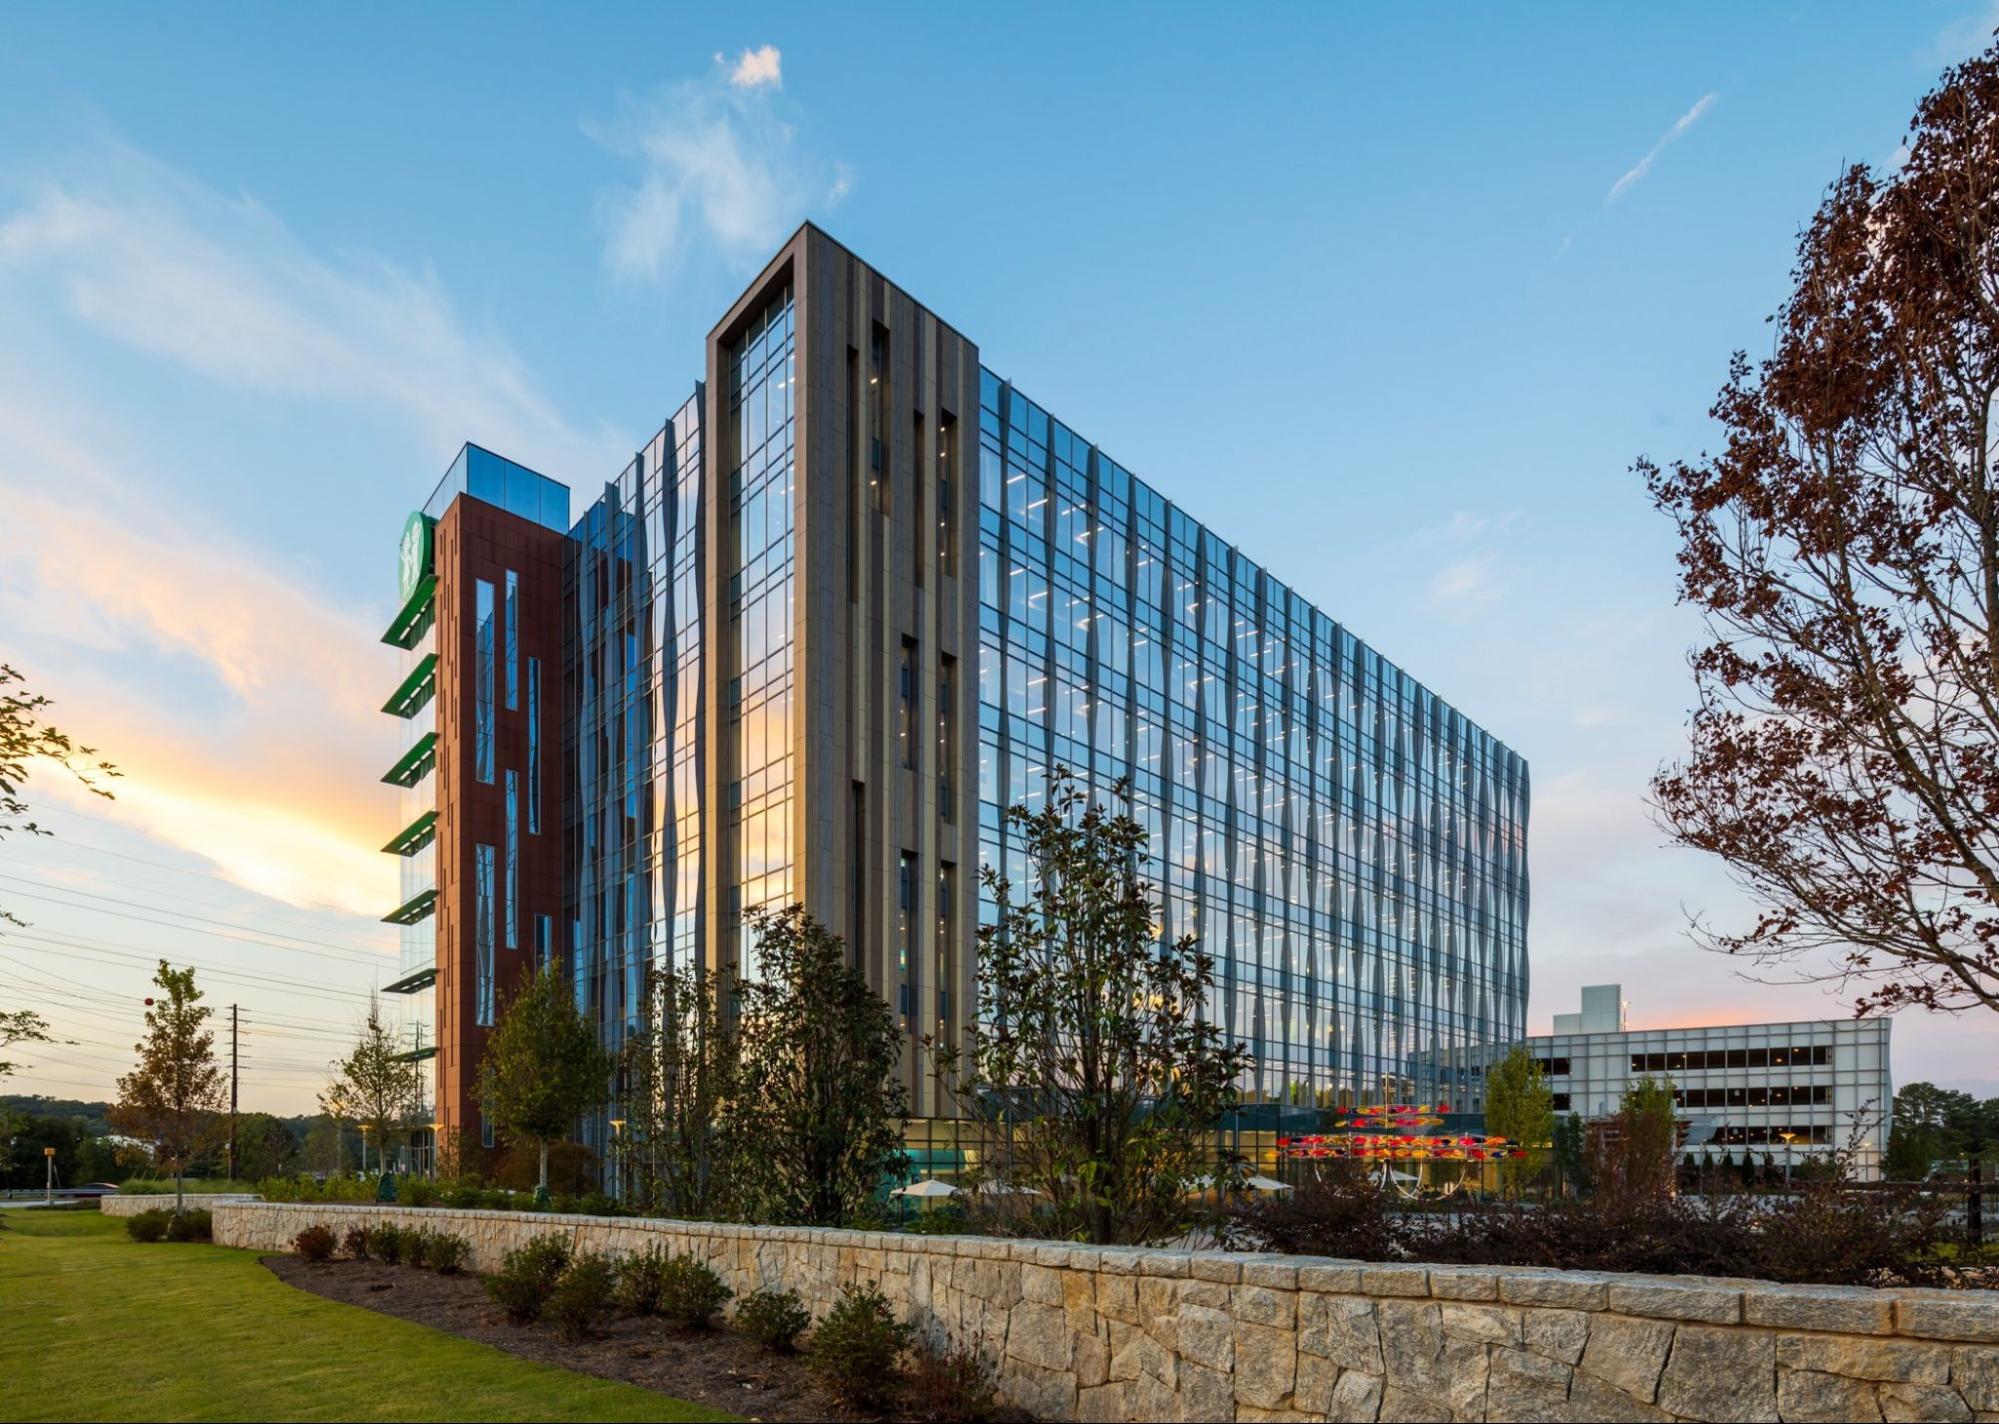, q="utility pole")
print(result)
[228,1005,240,1181]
